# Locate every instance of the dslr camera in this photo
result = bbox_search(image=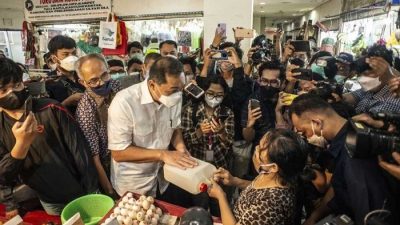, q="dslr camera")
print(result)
[355,44,394,74]
[309,81,344,102]
[346,111,400,161]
